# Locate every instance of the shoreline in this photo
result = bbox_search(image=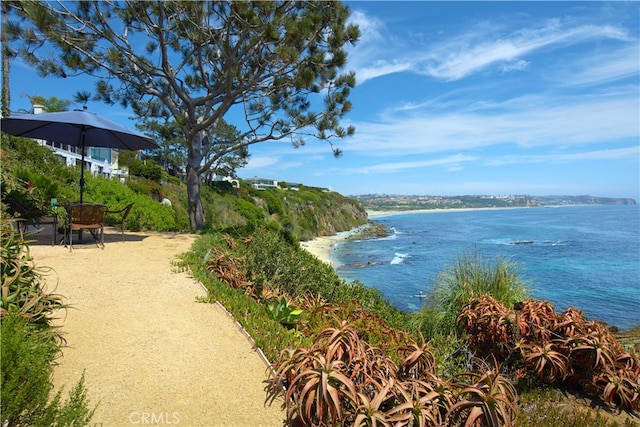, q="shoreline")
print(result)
[299,223,372,267]
[298,208,530,266]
